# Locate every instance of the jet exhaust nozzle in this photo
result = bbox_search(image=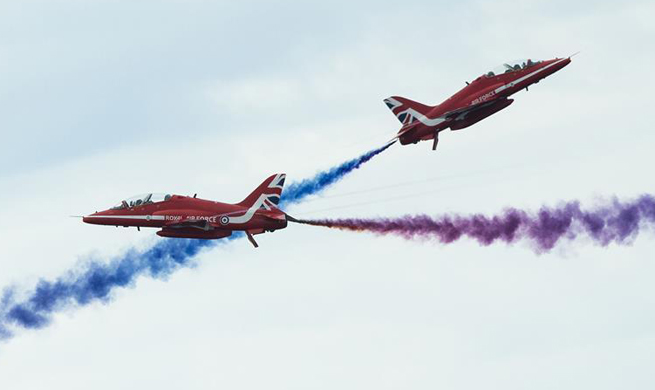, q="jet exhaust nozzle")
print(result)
[285,213,300,223]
